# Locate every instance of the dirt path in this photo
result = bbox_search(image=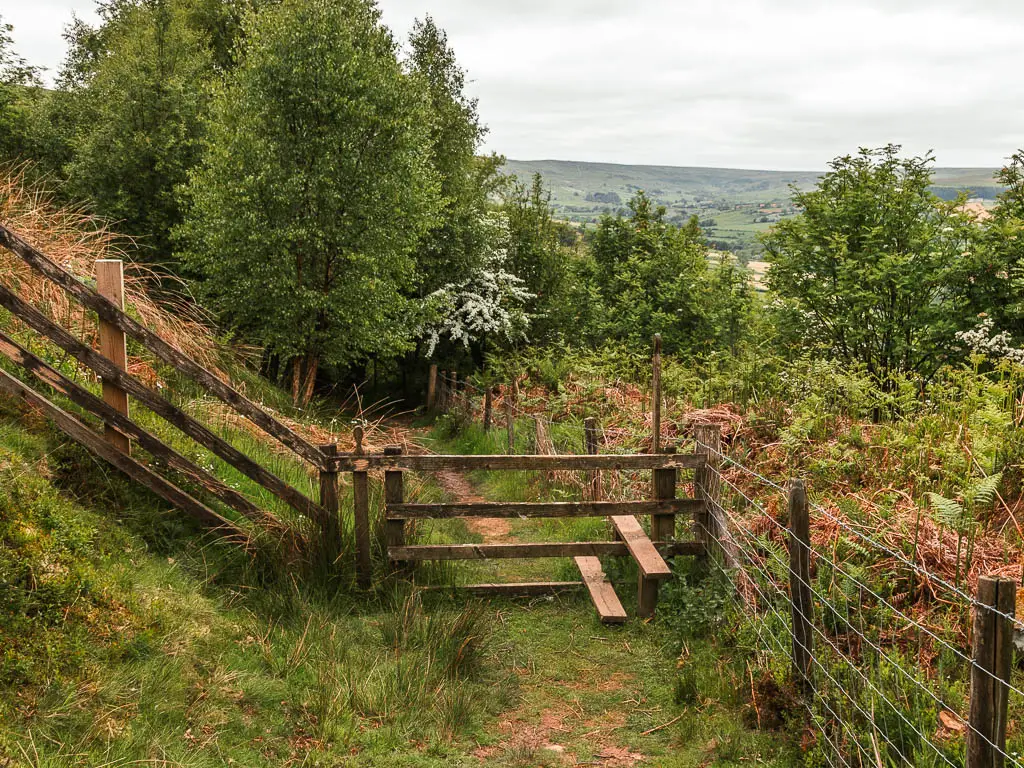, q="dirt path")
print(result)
[433,469,513,542]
